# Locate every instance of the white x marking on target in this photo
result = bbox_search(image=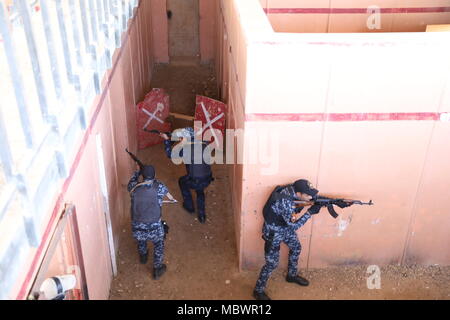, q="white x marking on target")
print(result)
[142,103,164,129]
[198,102,224,147]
